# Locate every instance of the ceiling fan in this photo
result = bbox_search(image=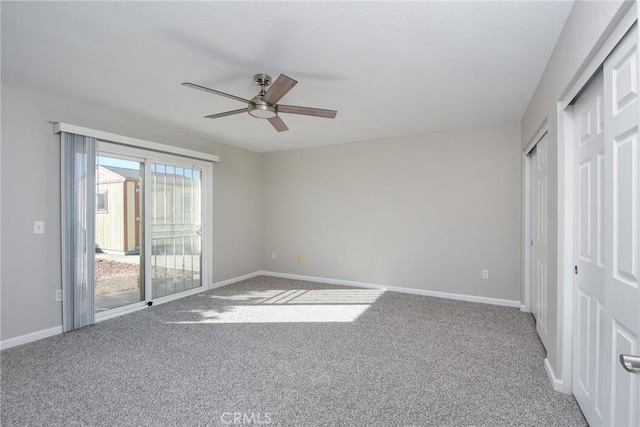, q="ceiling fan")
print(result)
[182,74,337,132]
